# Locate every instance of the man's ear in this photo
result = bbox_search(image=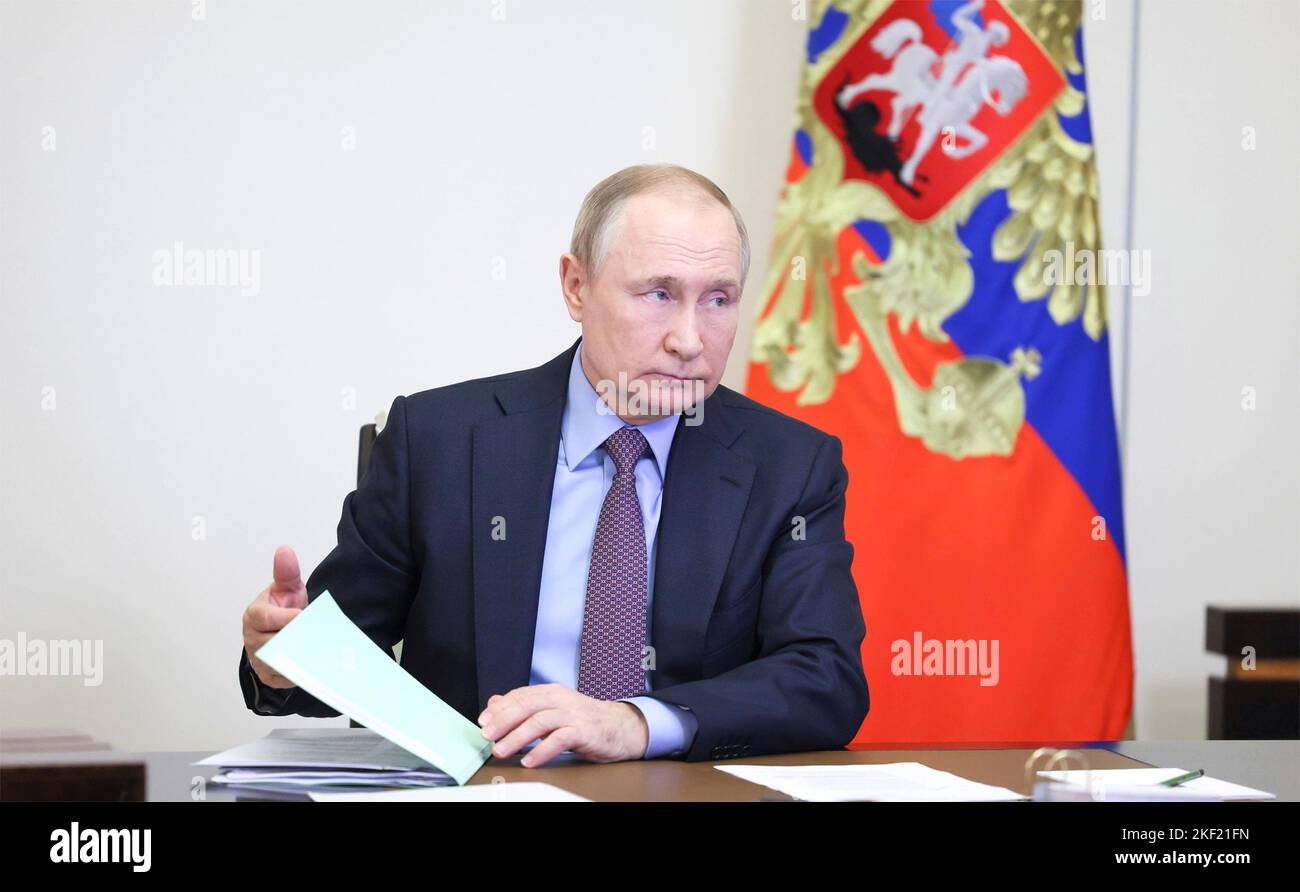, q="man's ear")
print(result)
[559,253,586,322]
